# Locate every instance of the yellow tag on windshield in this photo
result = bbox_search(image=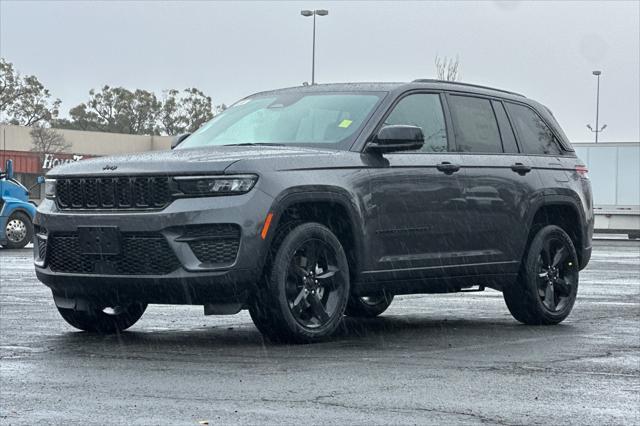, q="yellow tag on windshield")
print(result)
[338,119,353,128]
